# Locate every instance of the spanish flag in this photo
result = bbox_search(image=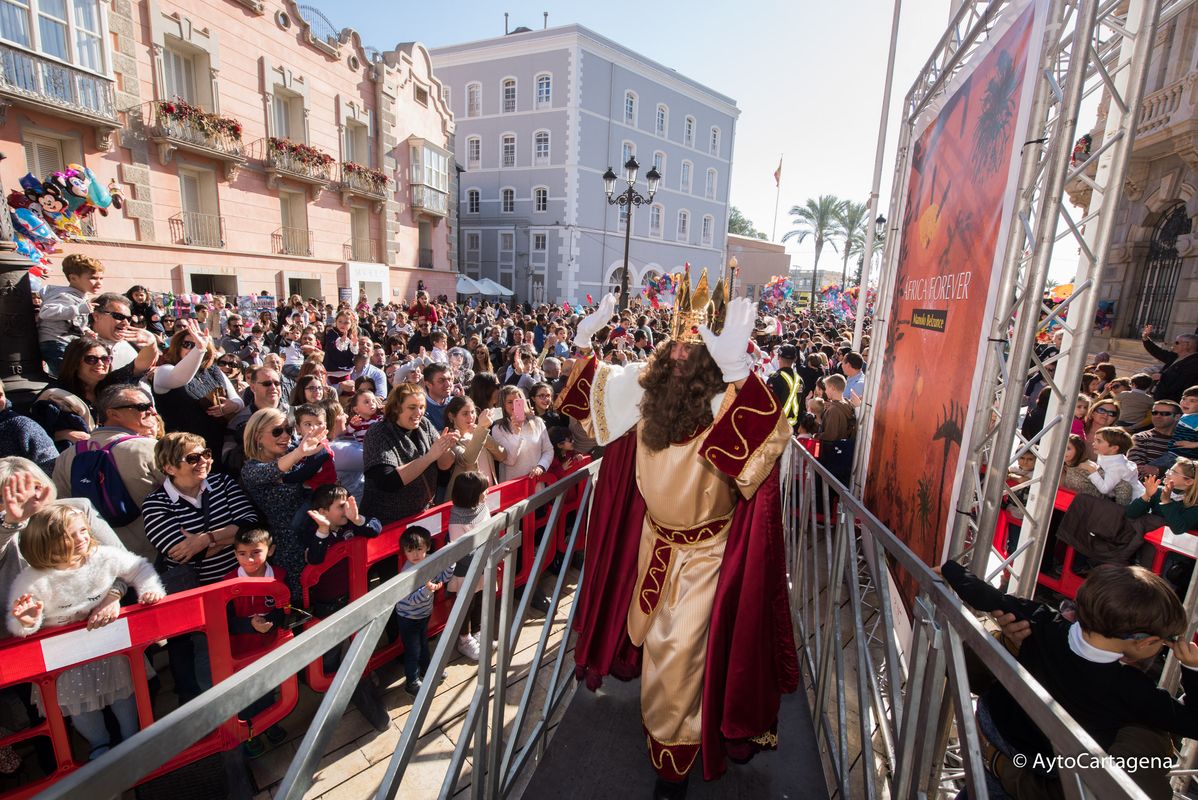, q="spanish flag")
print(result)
[773,156,783,188]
